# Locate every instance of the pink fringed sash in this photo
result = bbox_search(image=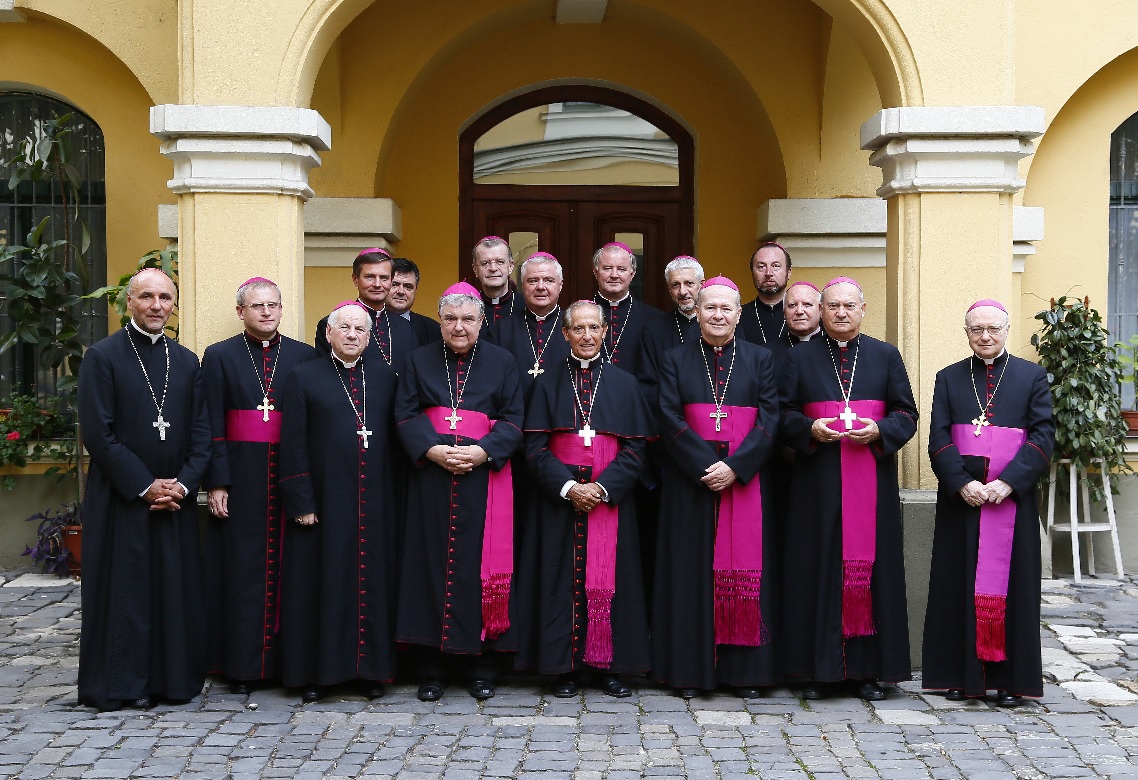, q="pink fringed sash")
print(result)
[424,406,513,641]
[802,400,887,638]
[683,403,766,647]
[549,431,620,667]
[951,423,1026,662]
